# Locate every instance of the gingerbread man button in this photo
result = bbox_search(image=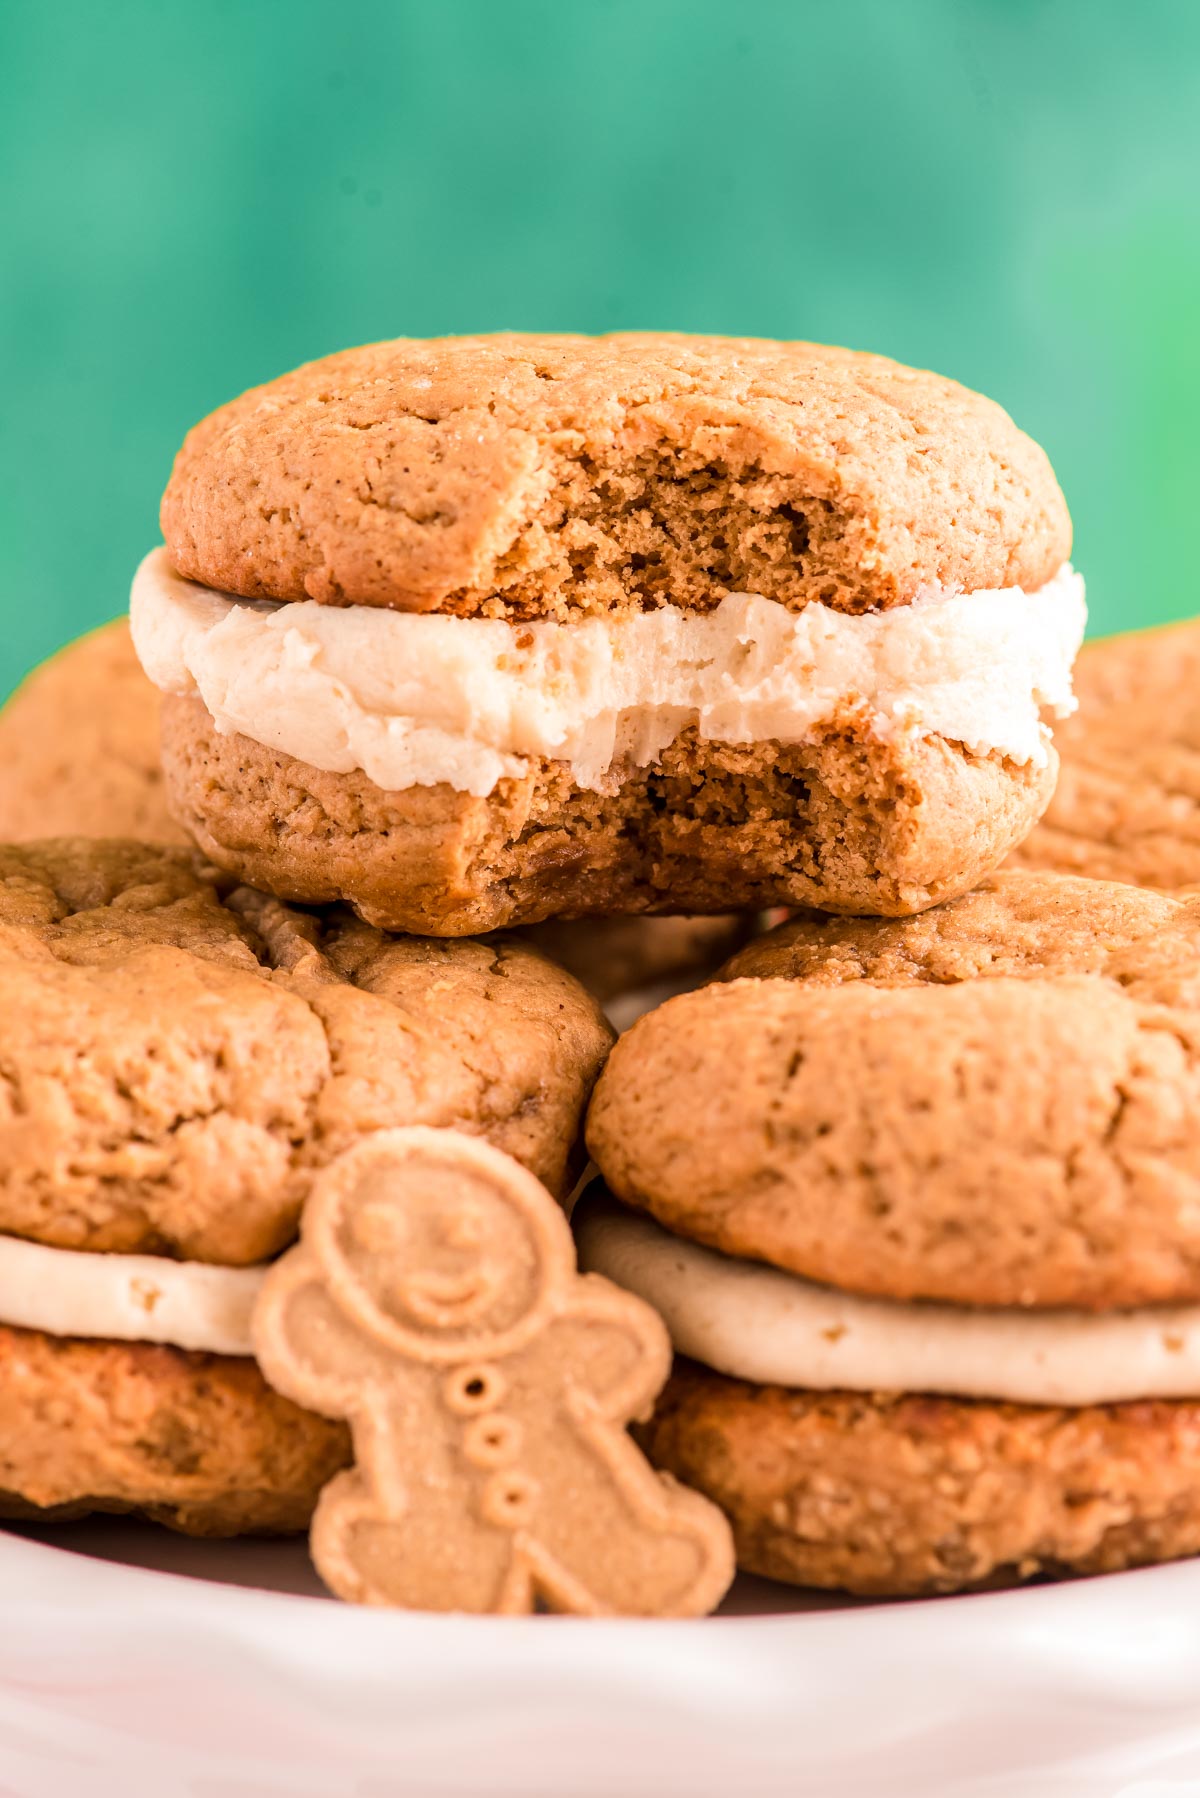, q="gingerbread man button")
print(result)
[252,1126,734,1616]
